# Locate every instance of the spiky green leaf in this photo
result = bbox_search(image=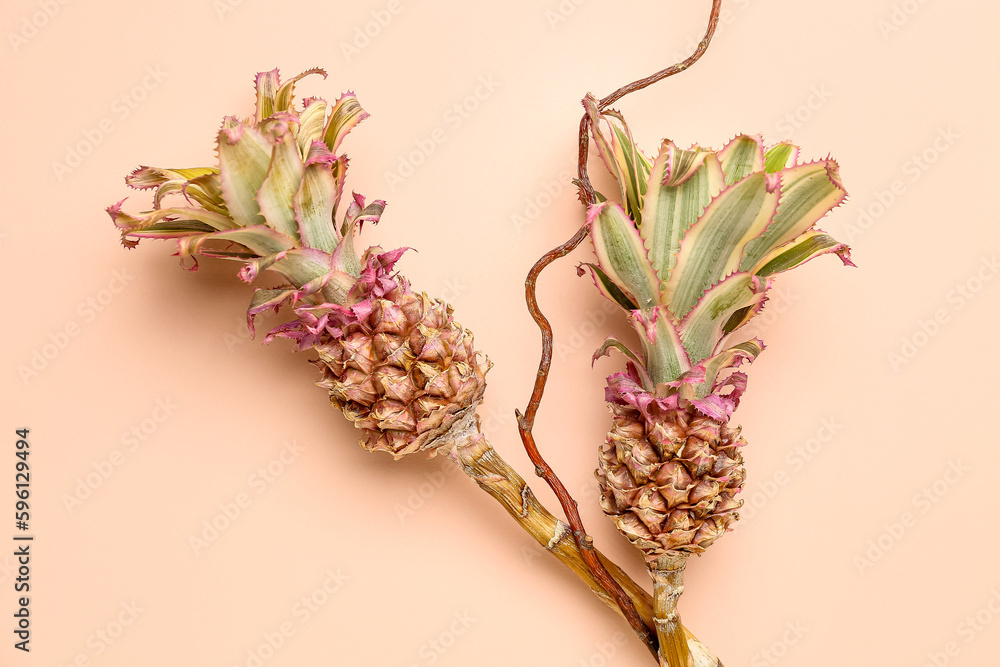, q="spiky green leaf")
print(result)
[323,92,368,154]
[607,111,651,223]
[664,172,780,317]
[593,336,644,368]
[117,206,237,235]
[718,134,765,185]
[629,306,690,385]
[176,225,295,259]
[126,166,218,190]
[274,68,326,113]
[739,160,847,270]
[578,263,639,311]
[763,141,799,173]
[584,98,651,222]
[641,142,724,284]
[294,143,339,253]
[332,219,362,278]
[752,230,853,277]
[679,273,766,365]
[255,69,281,123]
[694,338,764,398]
[256,129,304,239]
[217,122,272,228]
[297,99,328,157]
[150,172,228,215]
[588,202,660,310]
